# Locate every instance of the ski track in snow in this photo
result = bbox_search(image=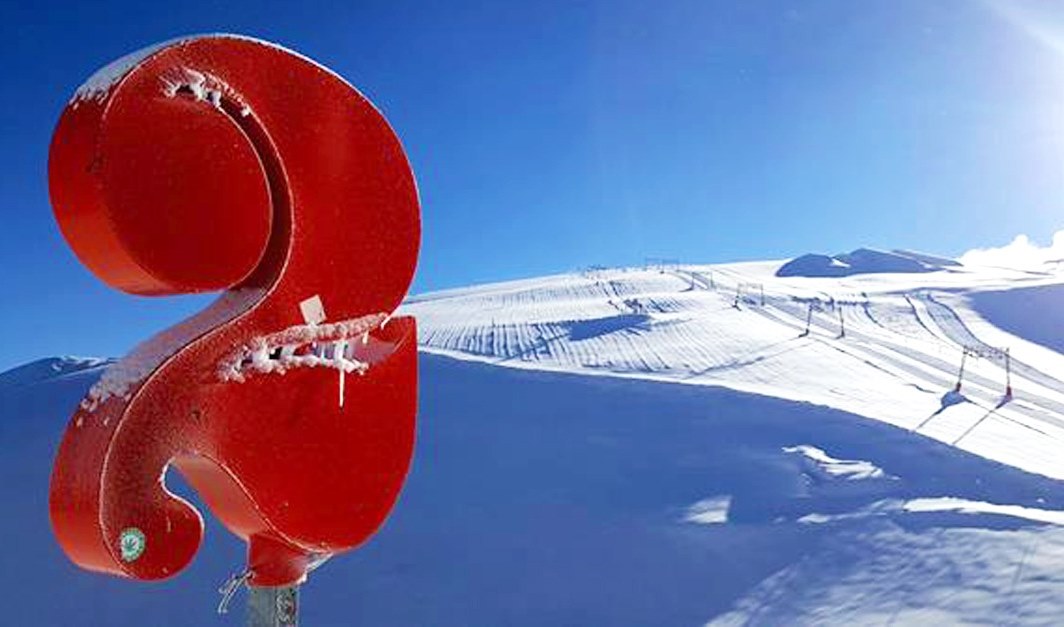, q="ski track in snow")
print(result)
[403,261,1064,480]
[8,257,1064,626]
